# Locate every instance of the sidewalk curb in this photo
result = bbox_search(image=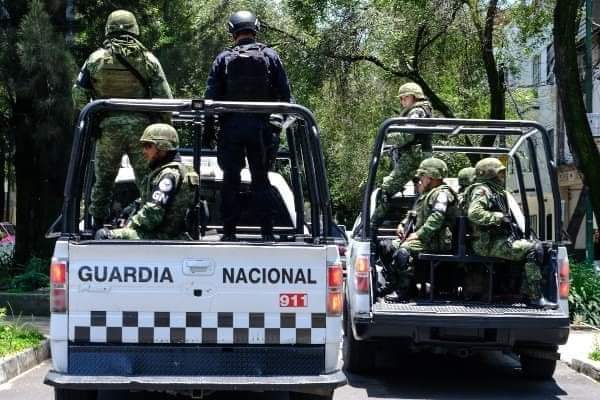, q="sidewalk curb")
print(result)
[0,339,50,385]
[568,358,600,382]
